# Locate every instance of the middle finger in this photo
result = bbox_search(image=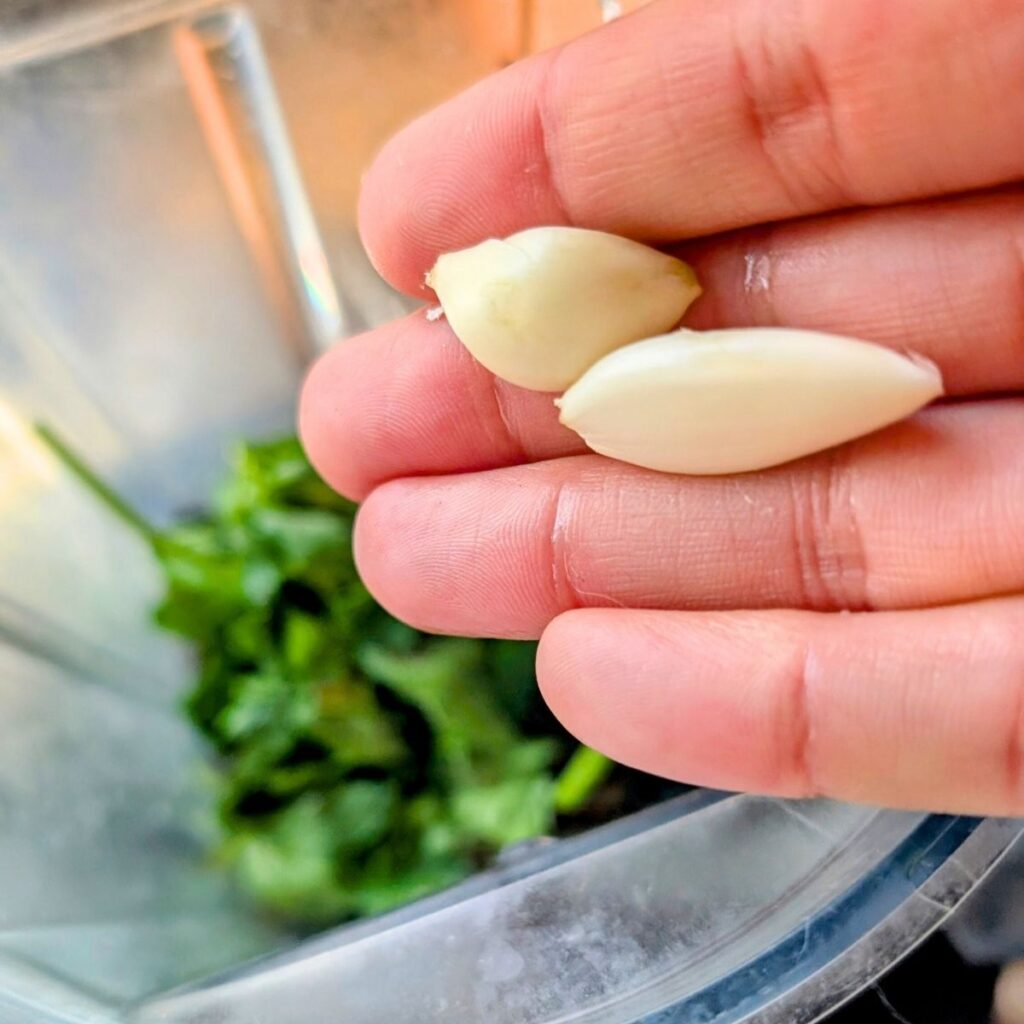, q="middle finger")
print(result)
[301,189,1024,502]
